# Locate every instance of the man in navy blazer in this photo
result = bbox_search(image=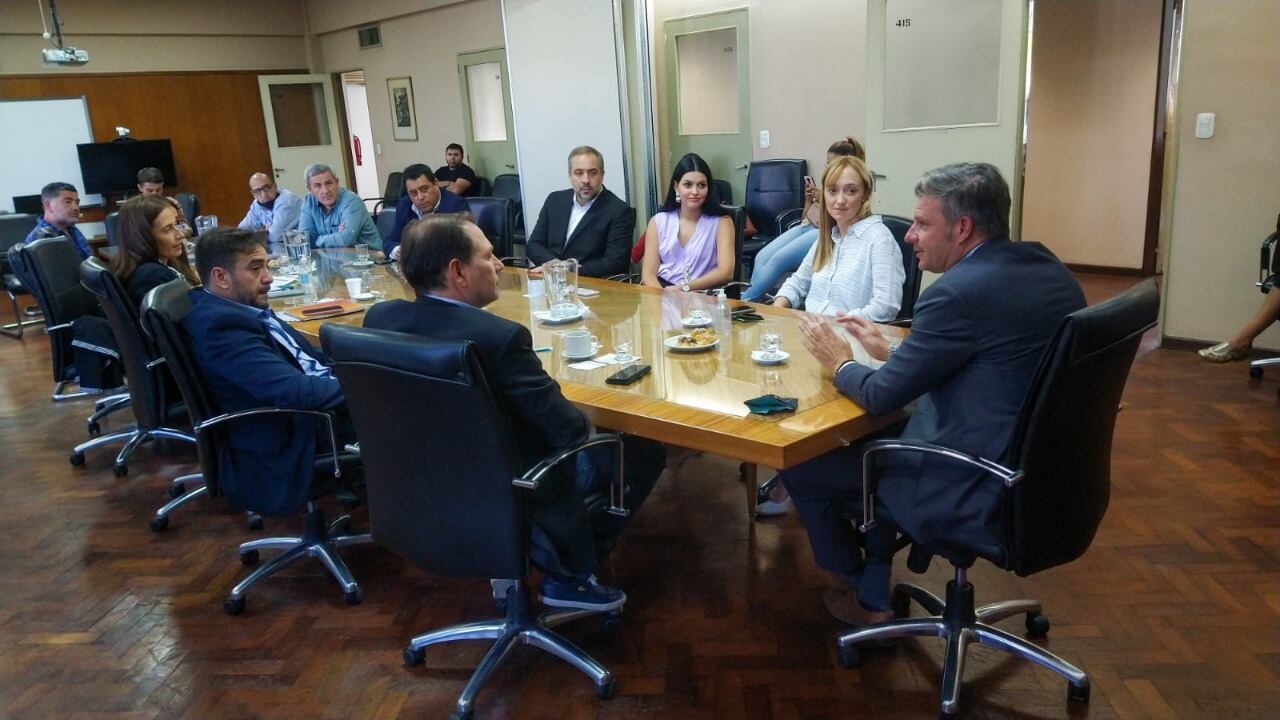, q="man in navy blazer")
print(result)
[524,146,633,278]
[382,163,470,261]
[786,163,1086,626]
[183,228,349,515]
[364,215,664,612]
